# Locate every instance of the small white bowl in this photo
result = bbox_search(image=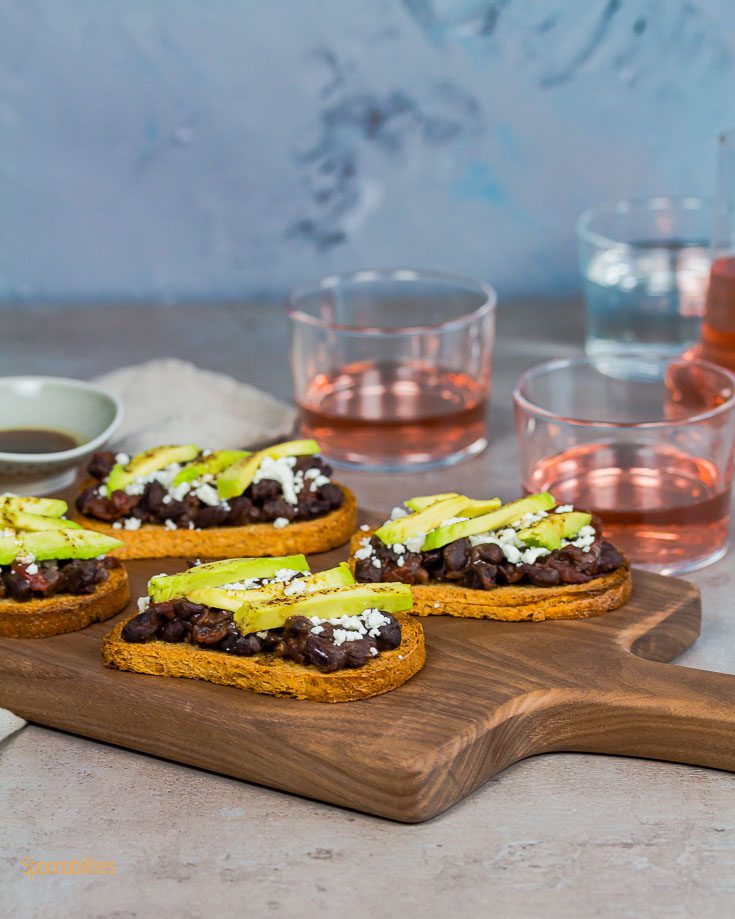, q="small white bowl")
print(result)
[0,377,123,495]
